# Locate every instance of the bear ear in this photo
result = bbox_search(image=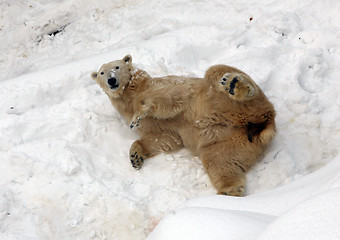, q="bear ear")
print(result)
[91,72,98,80]
[123,54,132,65]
